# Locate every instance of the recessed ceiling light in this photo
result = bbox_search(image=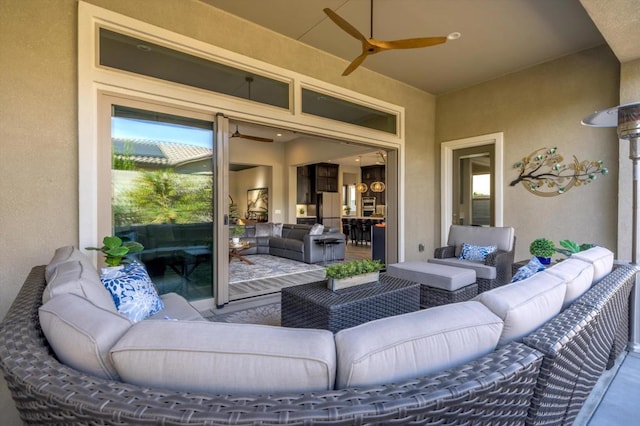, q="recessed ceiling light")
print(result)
[447,32,461,40]
[276,133,282,137]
